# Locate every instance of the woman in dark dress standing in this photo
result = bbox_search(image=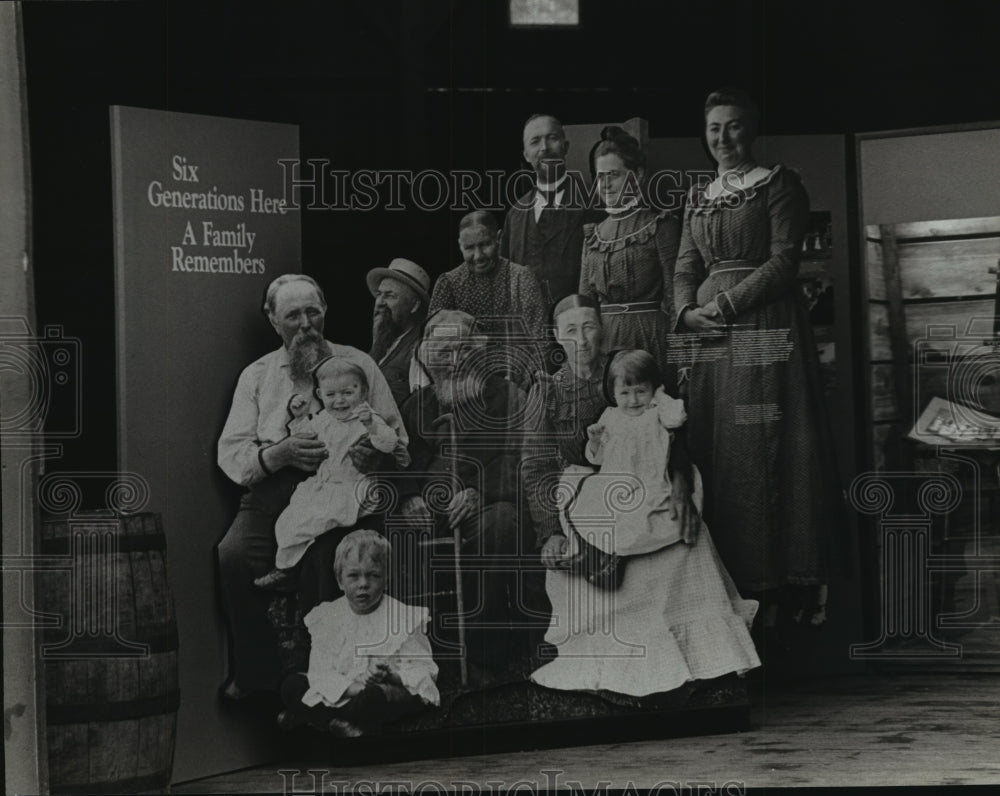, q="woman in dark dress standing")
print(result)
[674,88,842,642]
[579,126,681,391]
